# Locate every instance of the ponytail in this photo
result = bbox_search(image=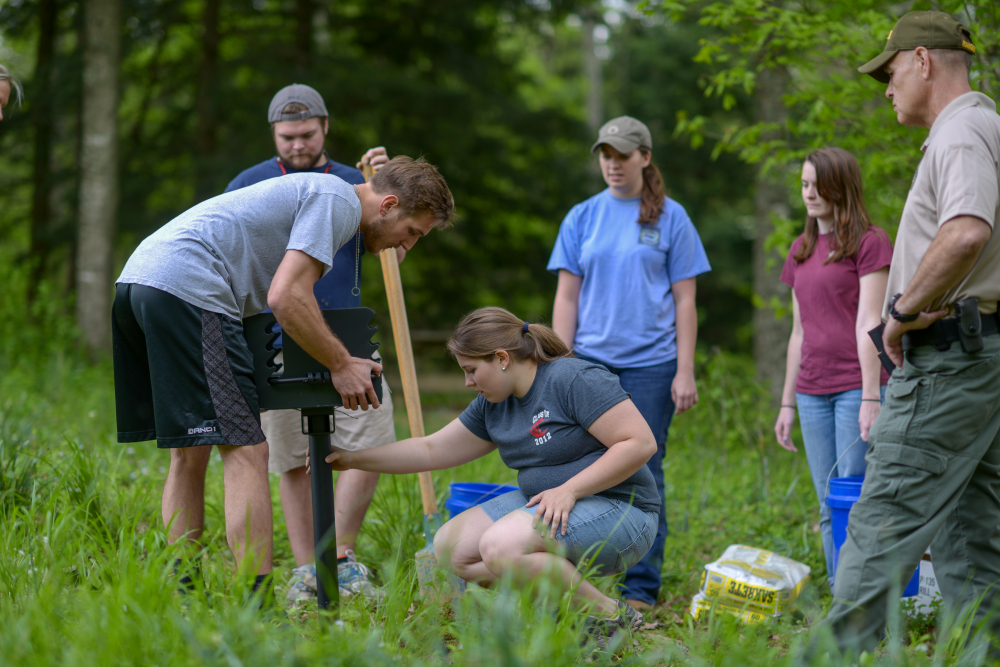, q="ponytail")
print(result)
[638,148,666,226]
[447,307,571,364]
